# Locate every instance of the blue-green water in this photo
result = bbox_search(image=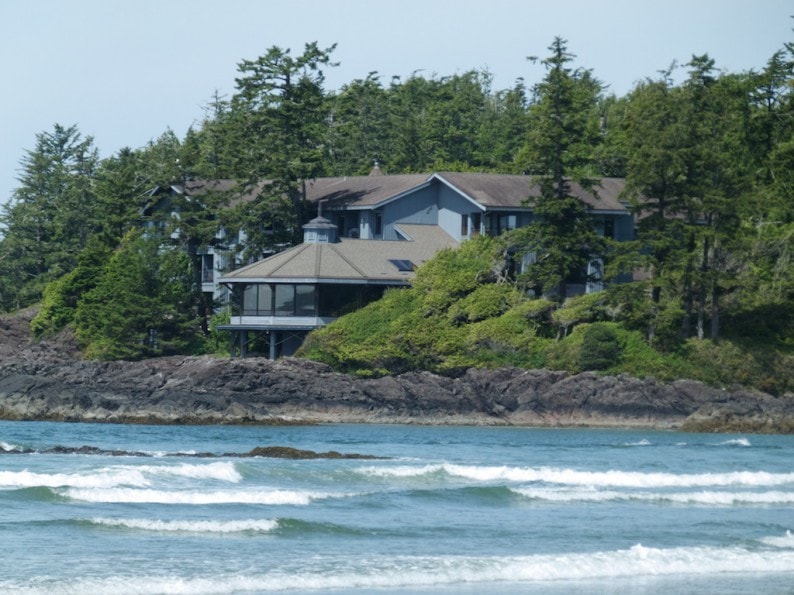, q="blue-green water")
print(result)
[1,421,793,594]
